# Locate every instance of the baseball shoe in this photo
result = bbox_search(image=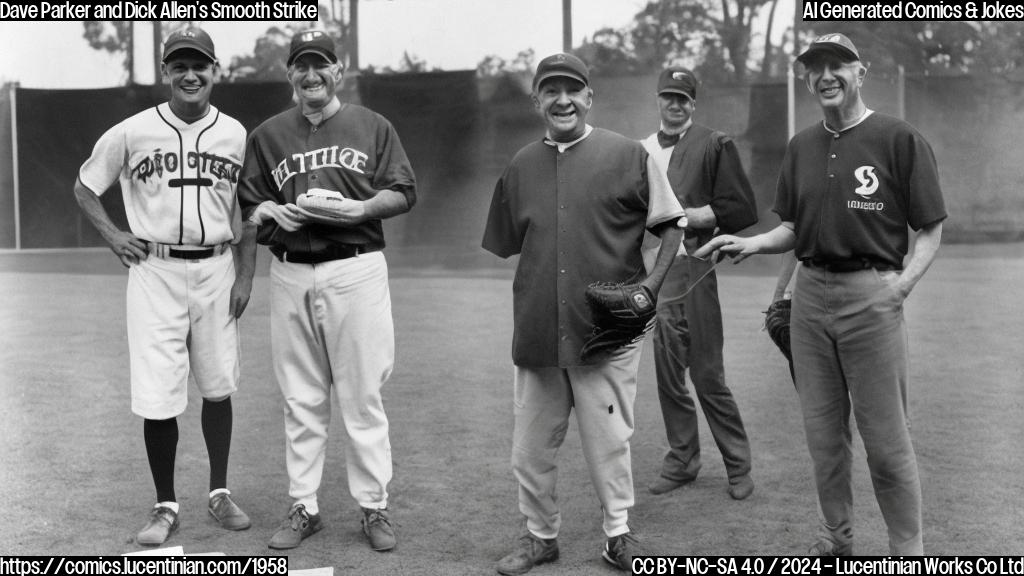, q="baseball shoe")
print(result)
[268,504,322,550]
[602,531,643,571]
[137,505,179,546]
[648,476,695,495]
[361,507,396,552]
[496,533,559,575]
[208,492,251,531]
[727,474,755,500]
[808,537,853,556]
